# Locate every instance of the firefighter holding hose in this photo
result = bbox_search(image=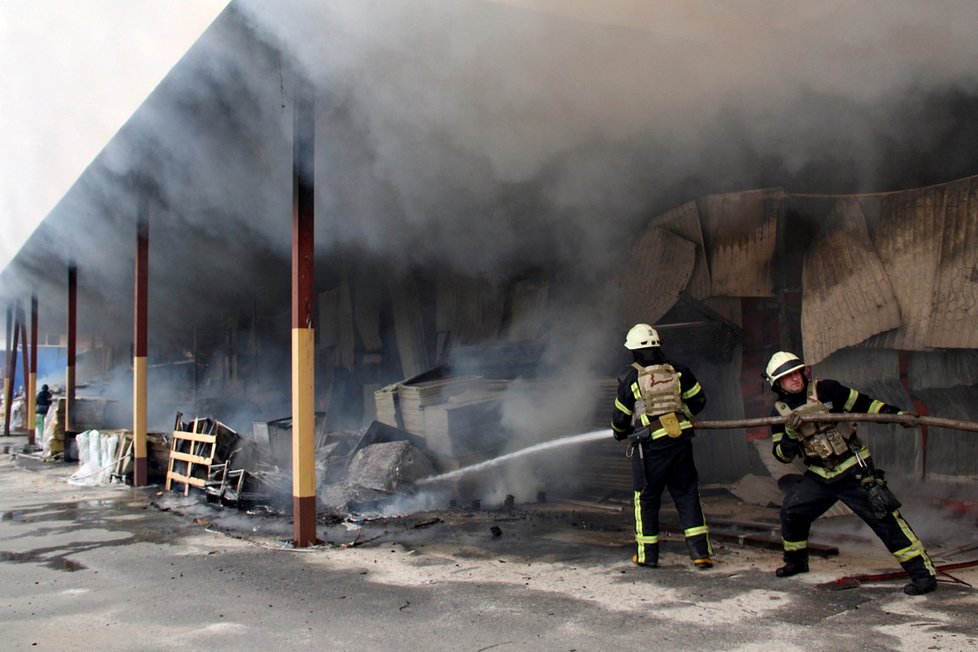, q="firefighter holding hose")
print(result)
[611,323,714,570]
[765,351,938,595]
